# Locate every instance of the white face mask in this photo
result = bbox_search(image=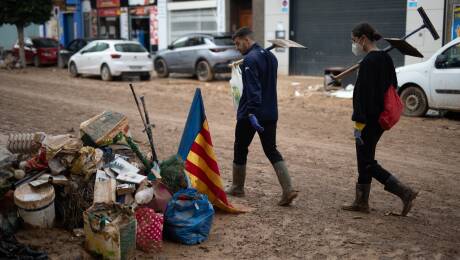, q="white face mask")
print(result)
[352,42,365,56]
